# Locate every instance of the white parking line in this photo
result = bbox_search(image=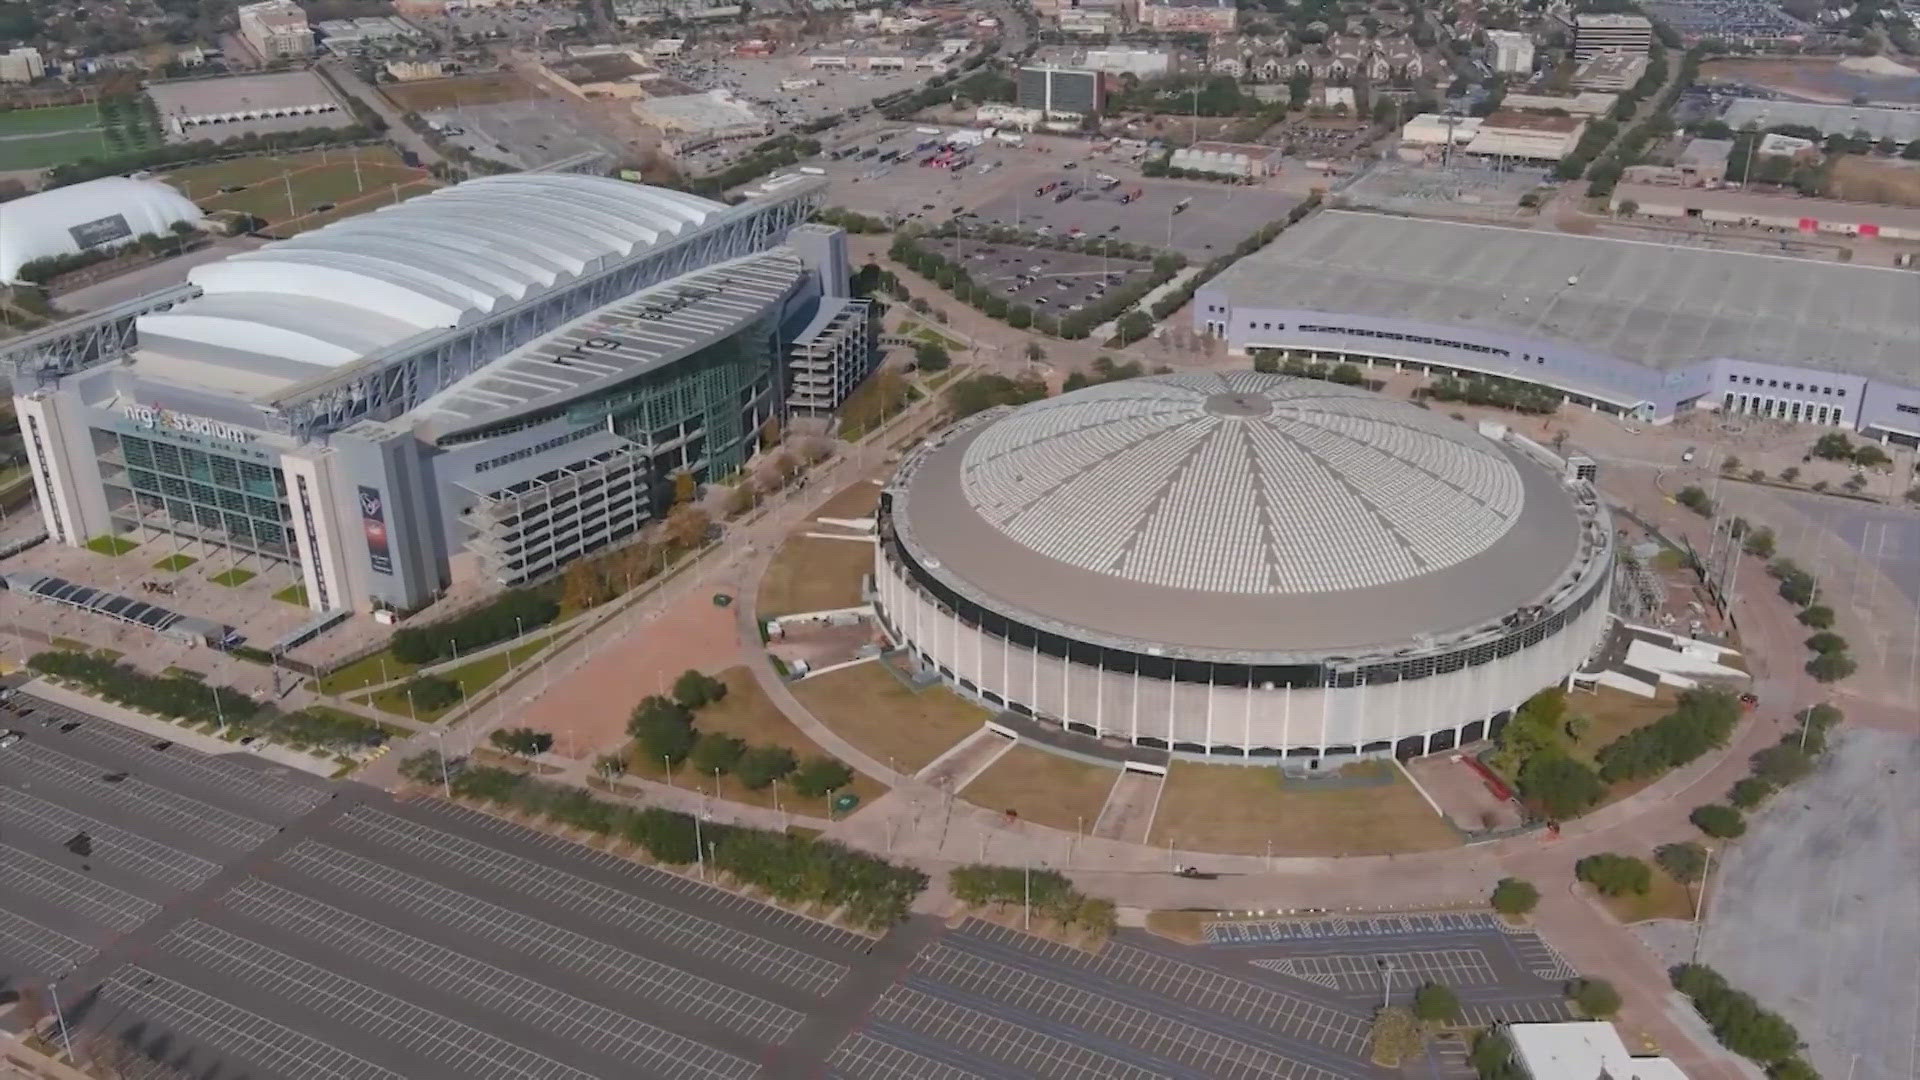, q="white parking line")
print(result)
[159,921,600,1080]
[872,986,1163,1080]
[828,1031,990,1080]
[0,743,276,850]
[0,841,160,932]
[0,906,96,977]
[0,786,219,890]
[101,968,403,1080]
